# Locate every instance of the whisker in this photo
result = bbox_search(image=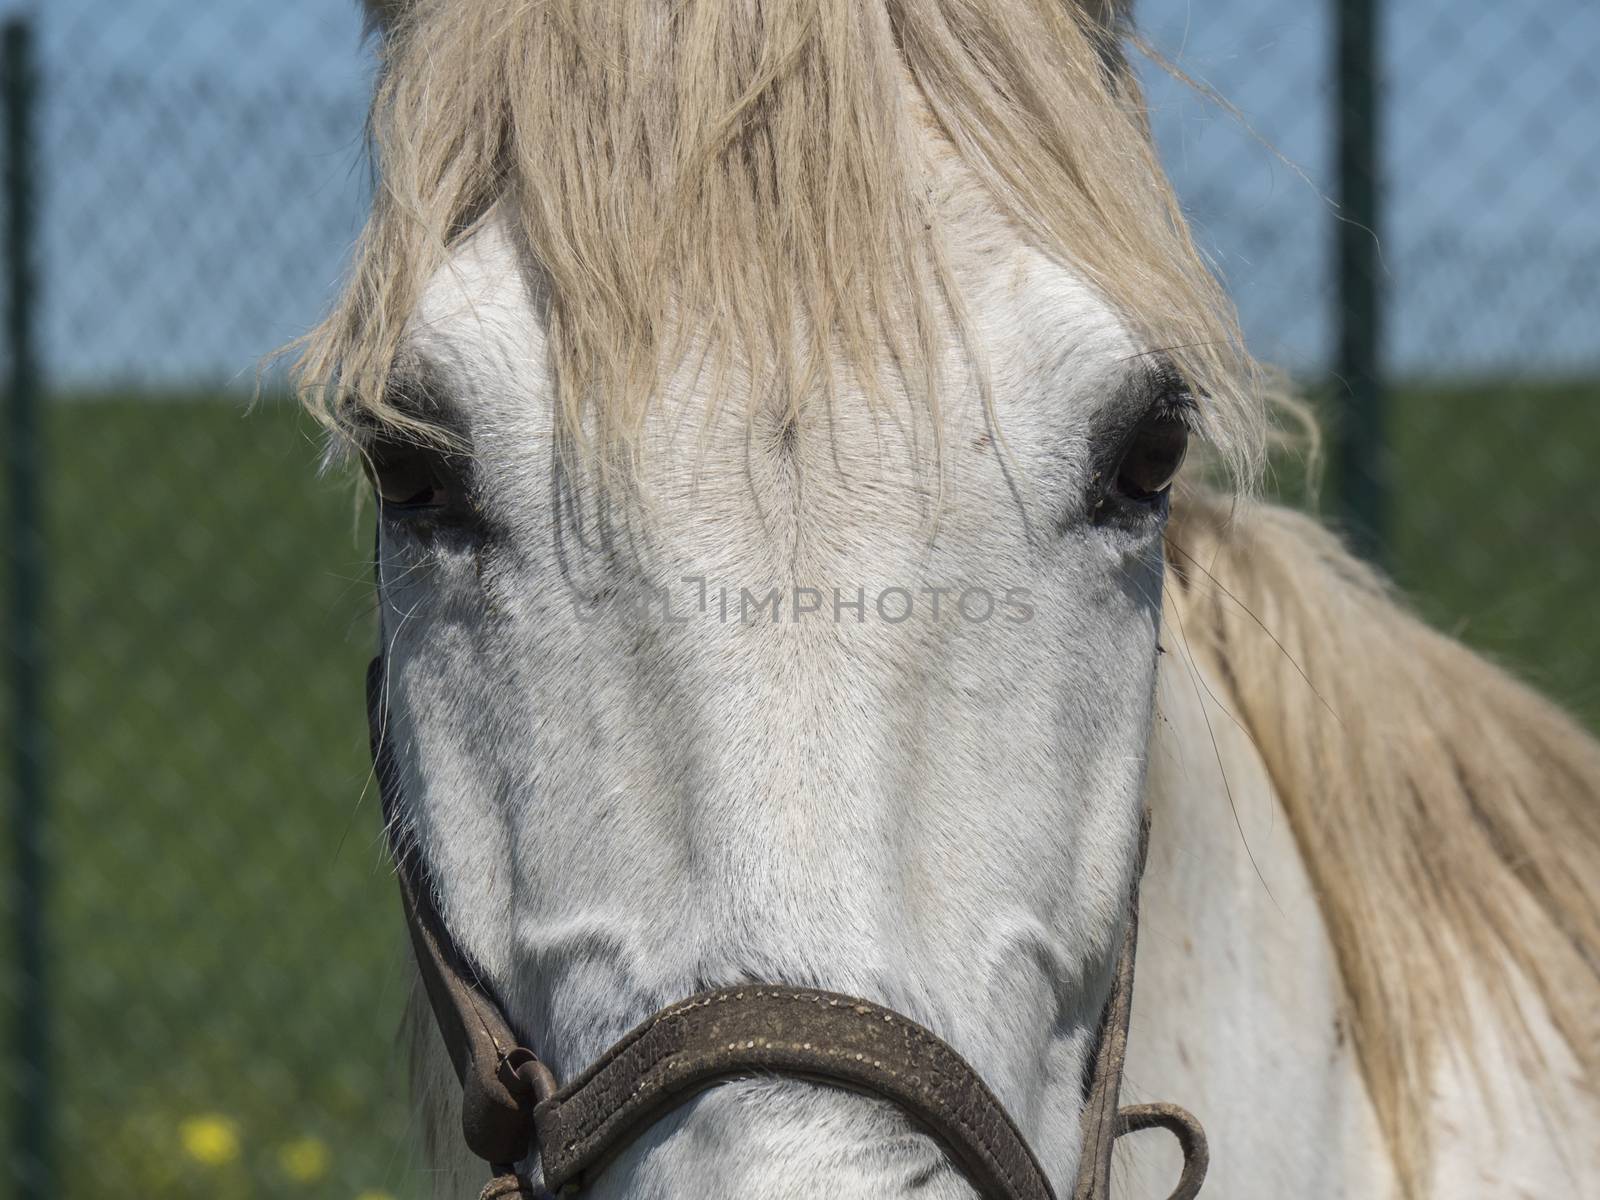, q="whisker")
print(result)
[1163,582,1282,914]
[1166,534,1345,731]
